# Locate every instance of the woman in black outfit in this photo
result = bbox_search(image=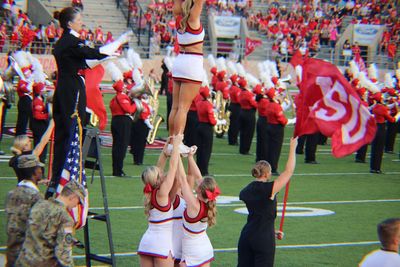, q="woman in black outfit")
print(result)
[237,137,297,267]
[47,7,130,196]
